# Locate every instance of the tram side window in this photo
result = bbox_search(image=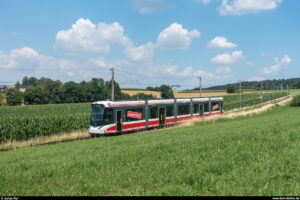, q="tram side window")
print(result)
[211,102,220,111]
[166,106,173,117]
[150,107,158,119]
[103,109,114,125]
[204,103,209,112]
[193,104,199,114]
[178,104,190,115]
[125,108,143,122]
